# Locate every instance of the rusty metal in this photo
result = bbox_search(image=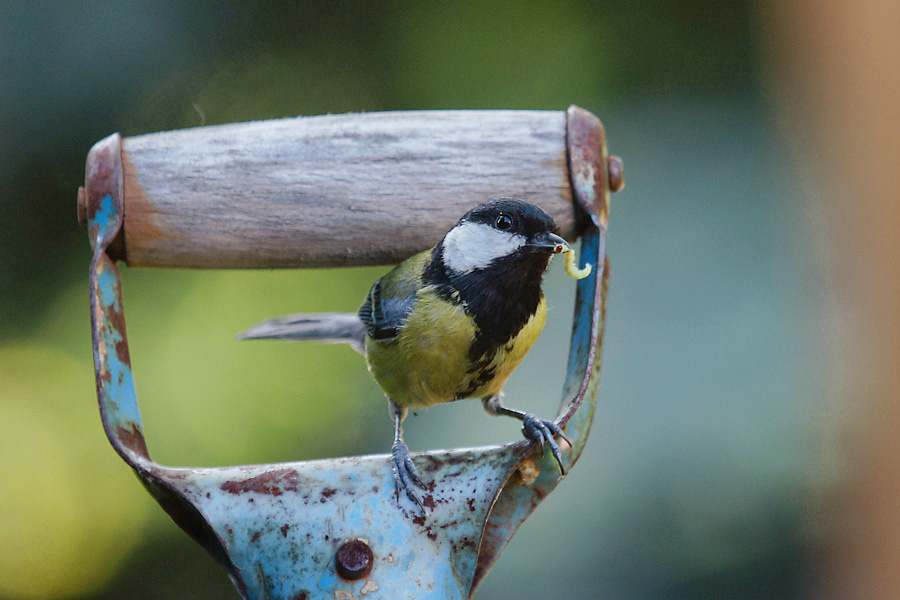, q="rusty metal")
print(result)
[82,107,622,599]
[566,105,615,230]
[608,155,626,193]
[335,539,375,581]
